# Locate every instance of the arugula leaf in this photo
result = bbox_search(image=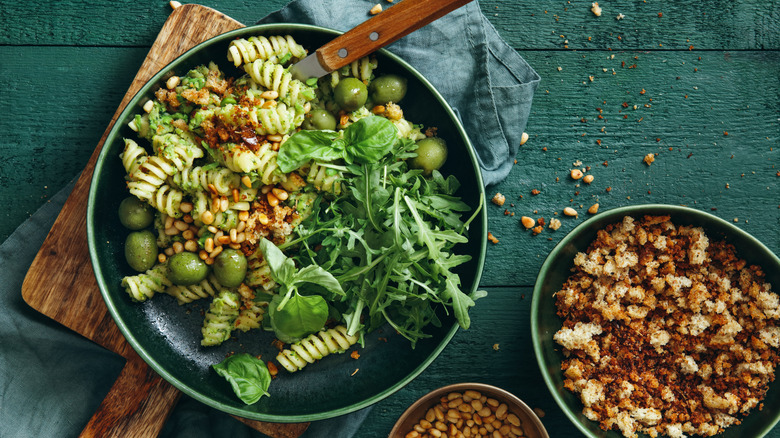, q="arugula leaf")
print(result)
[212,353,271,405]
